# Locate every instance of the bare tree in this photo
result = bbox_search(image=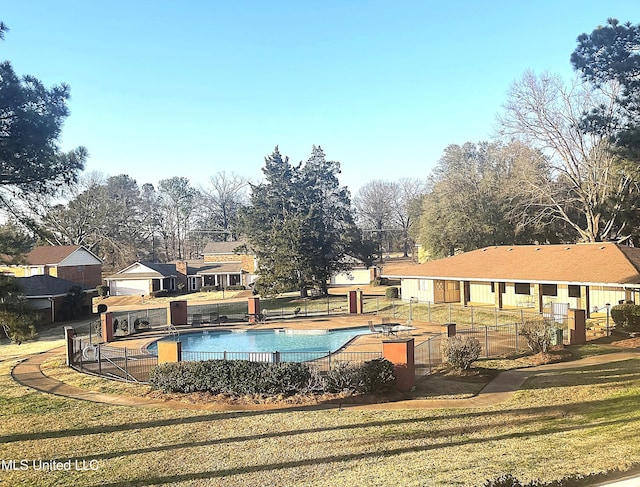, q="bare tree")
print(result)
[498,71,636,242]
[353,180,395,260]
[198,171,249,242]
[157,177,198,260]
[388,178,427,257]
